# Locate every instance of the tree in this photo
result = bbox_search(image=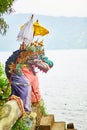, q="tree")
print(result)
[0,0,15,35]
